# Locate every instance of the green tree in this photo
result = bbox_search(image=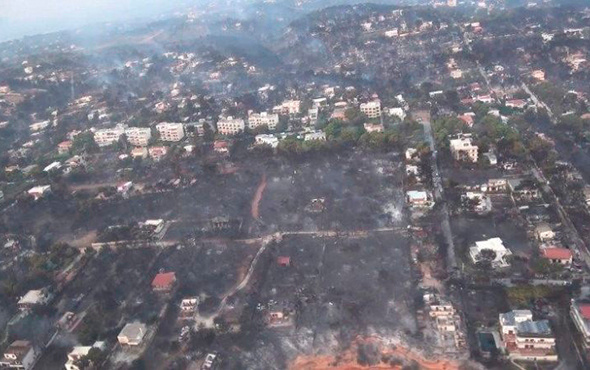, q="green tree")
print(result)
[324,121,343,139]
